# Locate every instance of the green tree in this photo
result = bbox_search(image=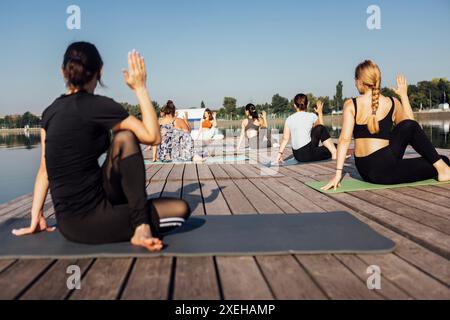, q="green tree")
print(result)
[223,97,237,119]
[200,101,206,109]
[271,94,289,115]
[333,81,344,112]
